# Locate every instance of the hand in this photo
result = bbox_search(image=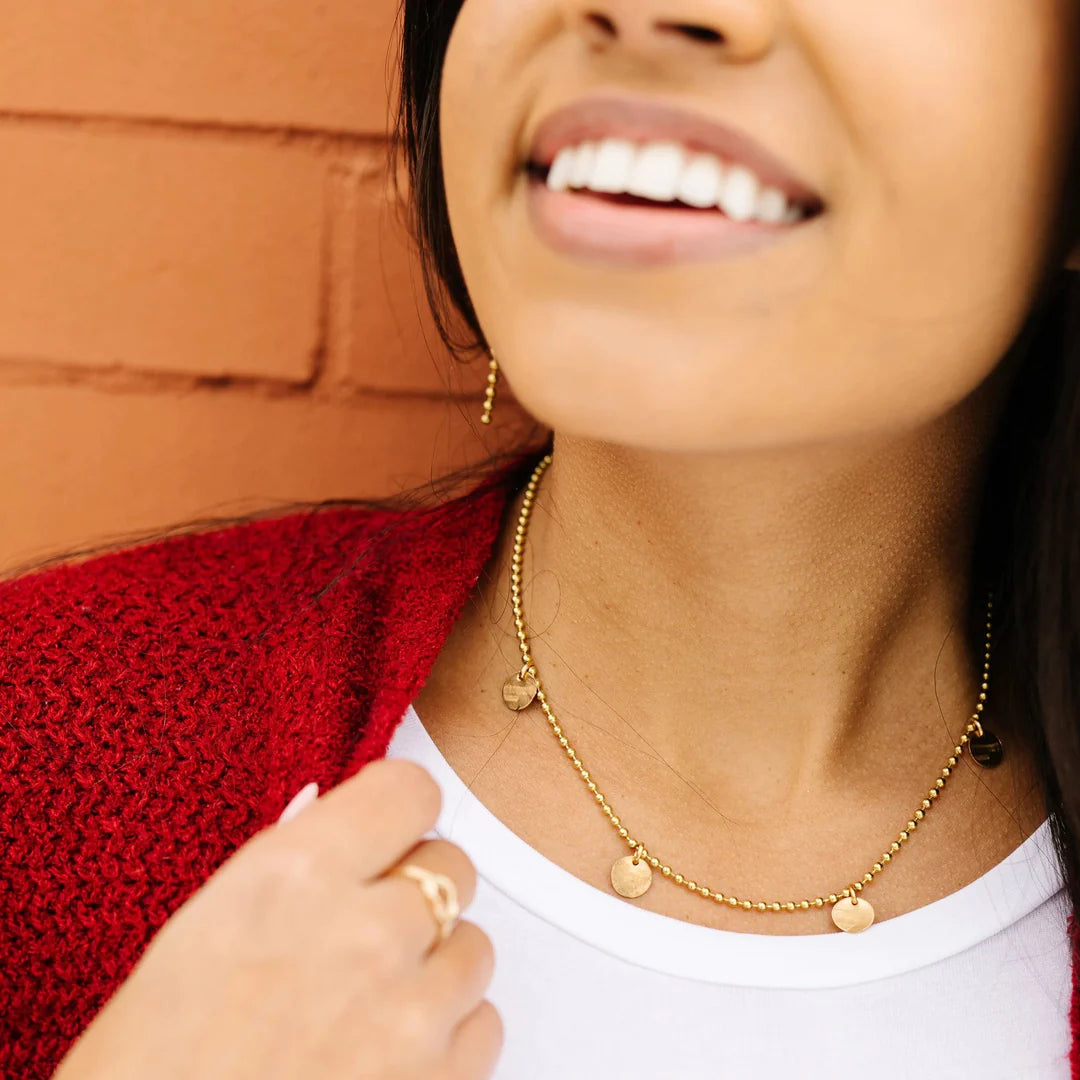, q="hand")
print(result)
[53,759,501,1080]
